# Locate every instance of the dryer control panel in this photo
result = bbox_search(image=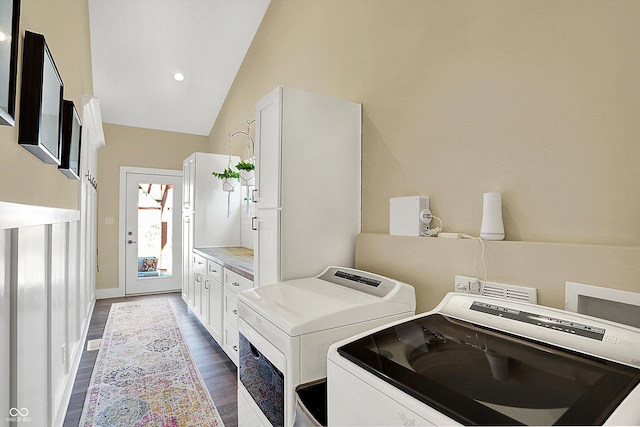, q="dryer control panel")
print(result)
[317,266,405,299]
[471,301,606,340]
[437,293,640,368]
